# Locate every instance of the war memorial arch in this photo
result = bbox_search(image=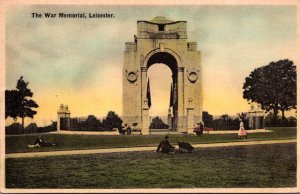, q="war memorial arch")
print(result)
[123,16,203,135]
